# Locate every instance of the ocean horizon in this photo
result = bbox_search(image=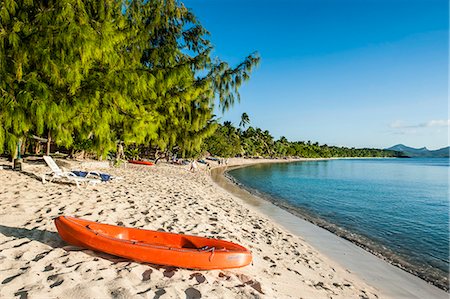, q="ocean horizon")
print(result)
[227,158,449,291]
